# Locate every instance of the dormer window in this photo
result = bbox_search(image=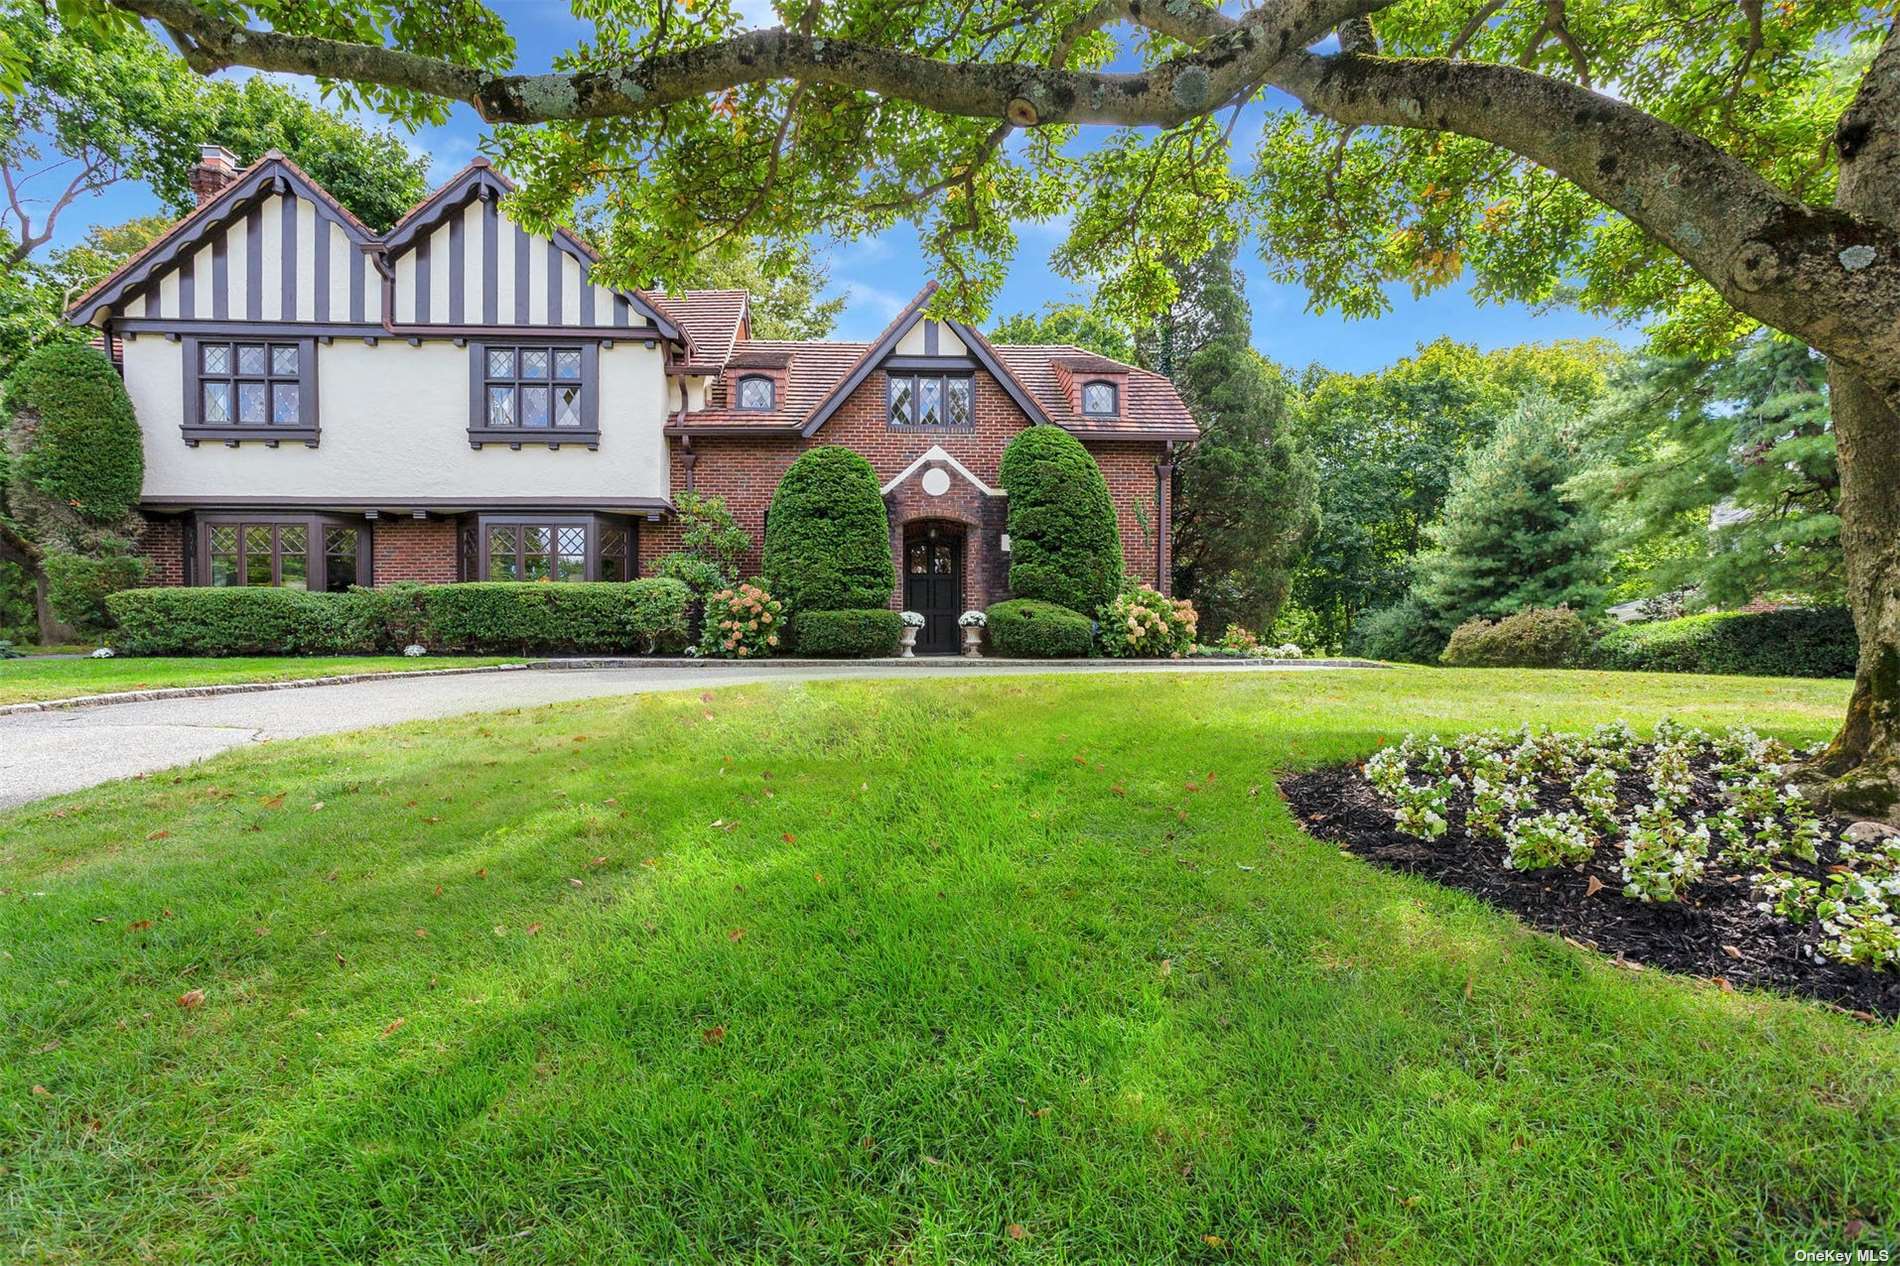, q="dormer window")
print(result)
[737,375,776,411]
[1081,380,1119,417]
